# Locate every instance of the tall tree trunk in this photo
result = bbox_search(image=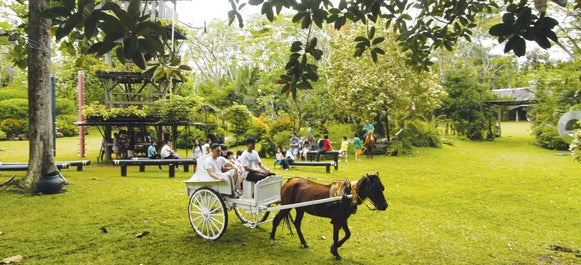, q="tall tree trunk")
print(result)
[25,0,58,189]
